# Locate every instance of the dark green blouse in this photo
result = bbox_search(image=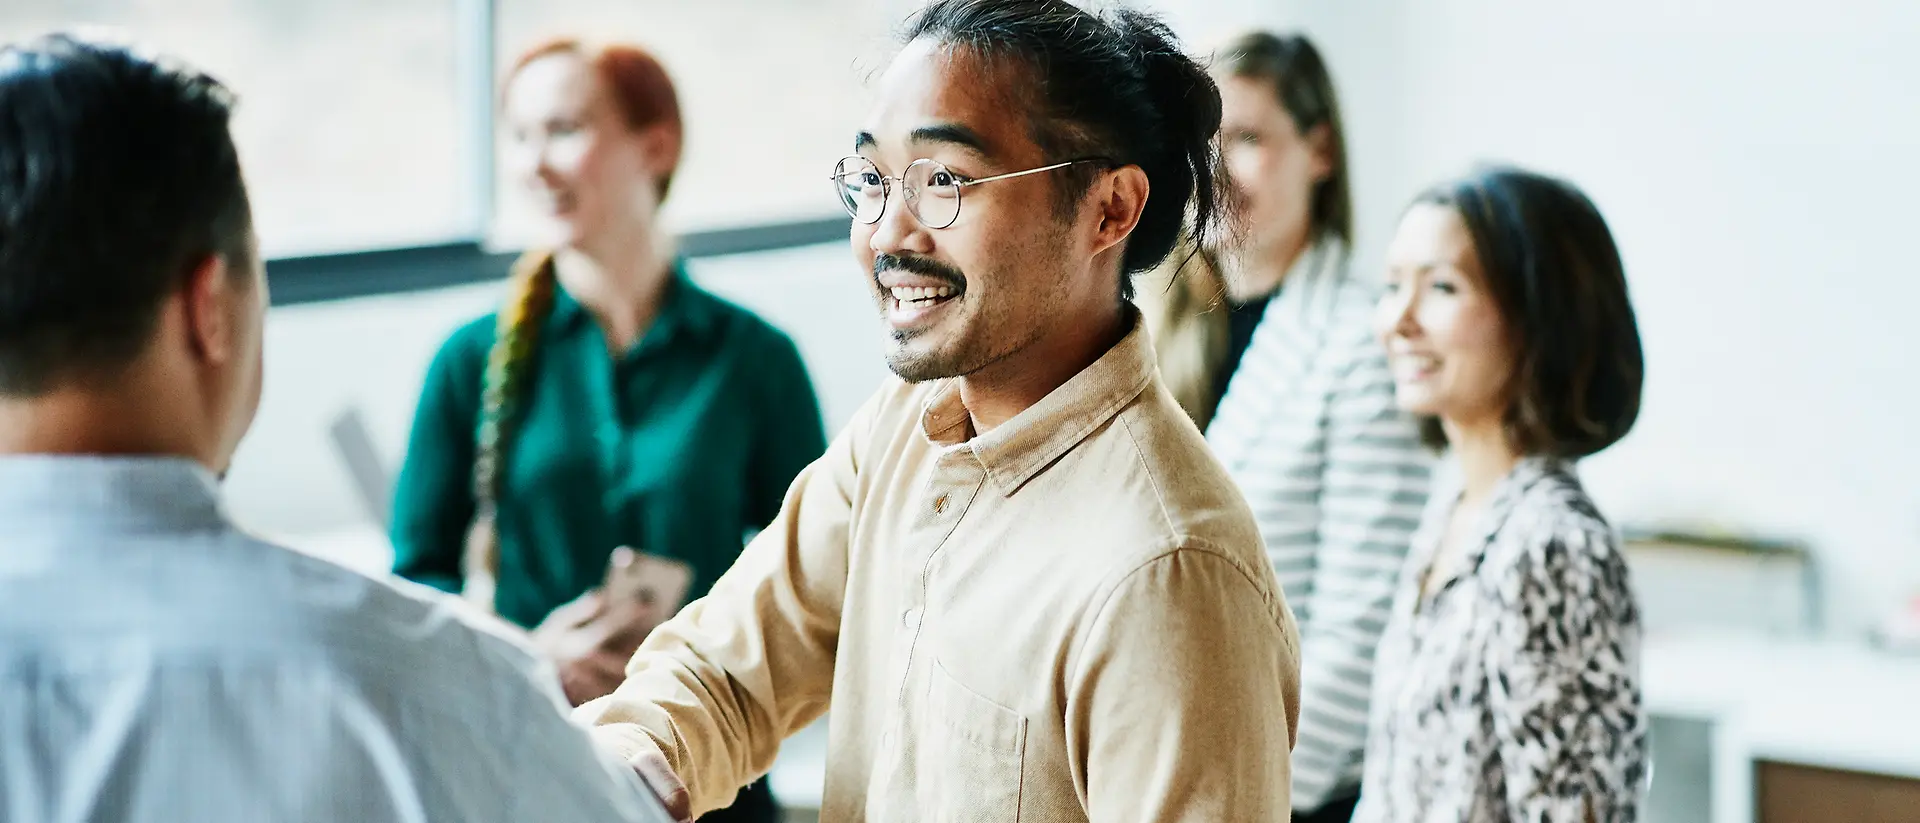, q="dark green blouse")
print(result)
[390,266,827,629]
